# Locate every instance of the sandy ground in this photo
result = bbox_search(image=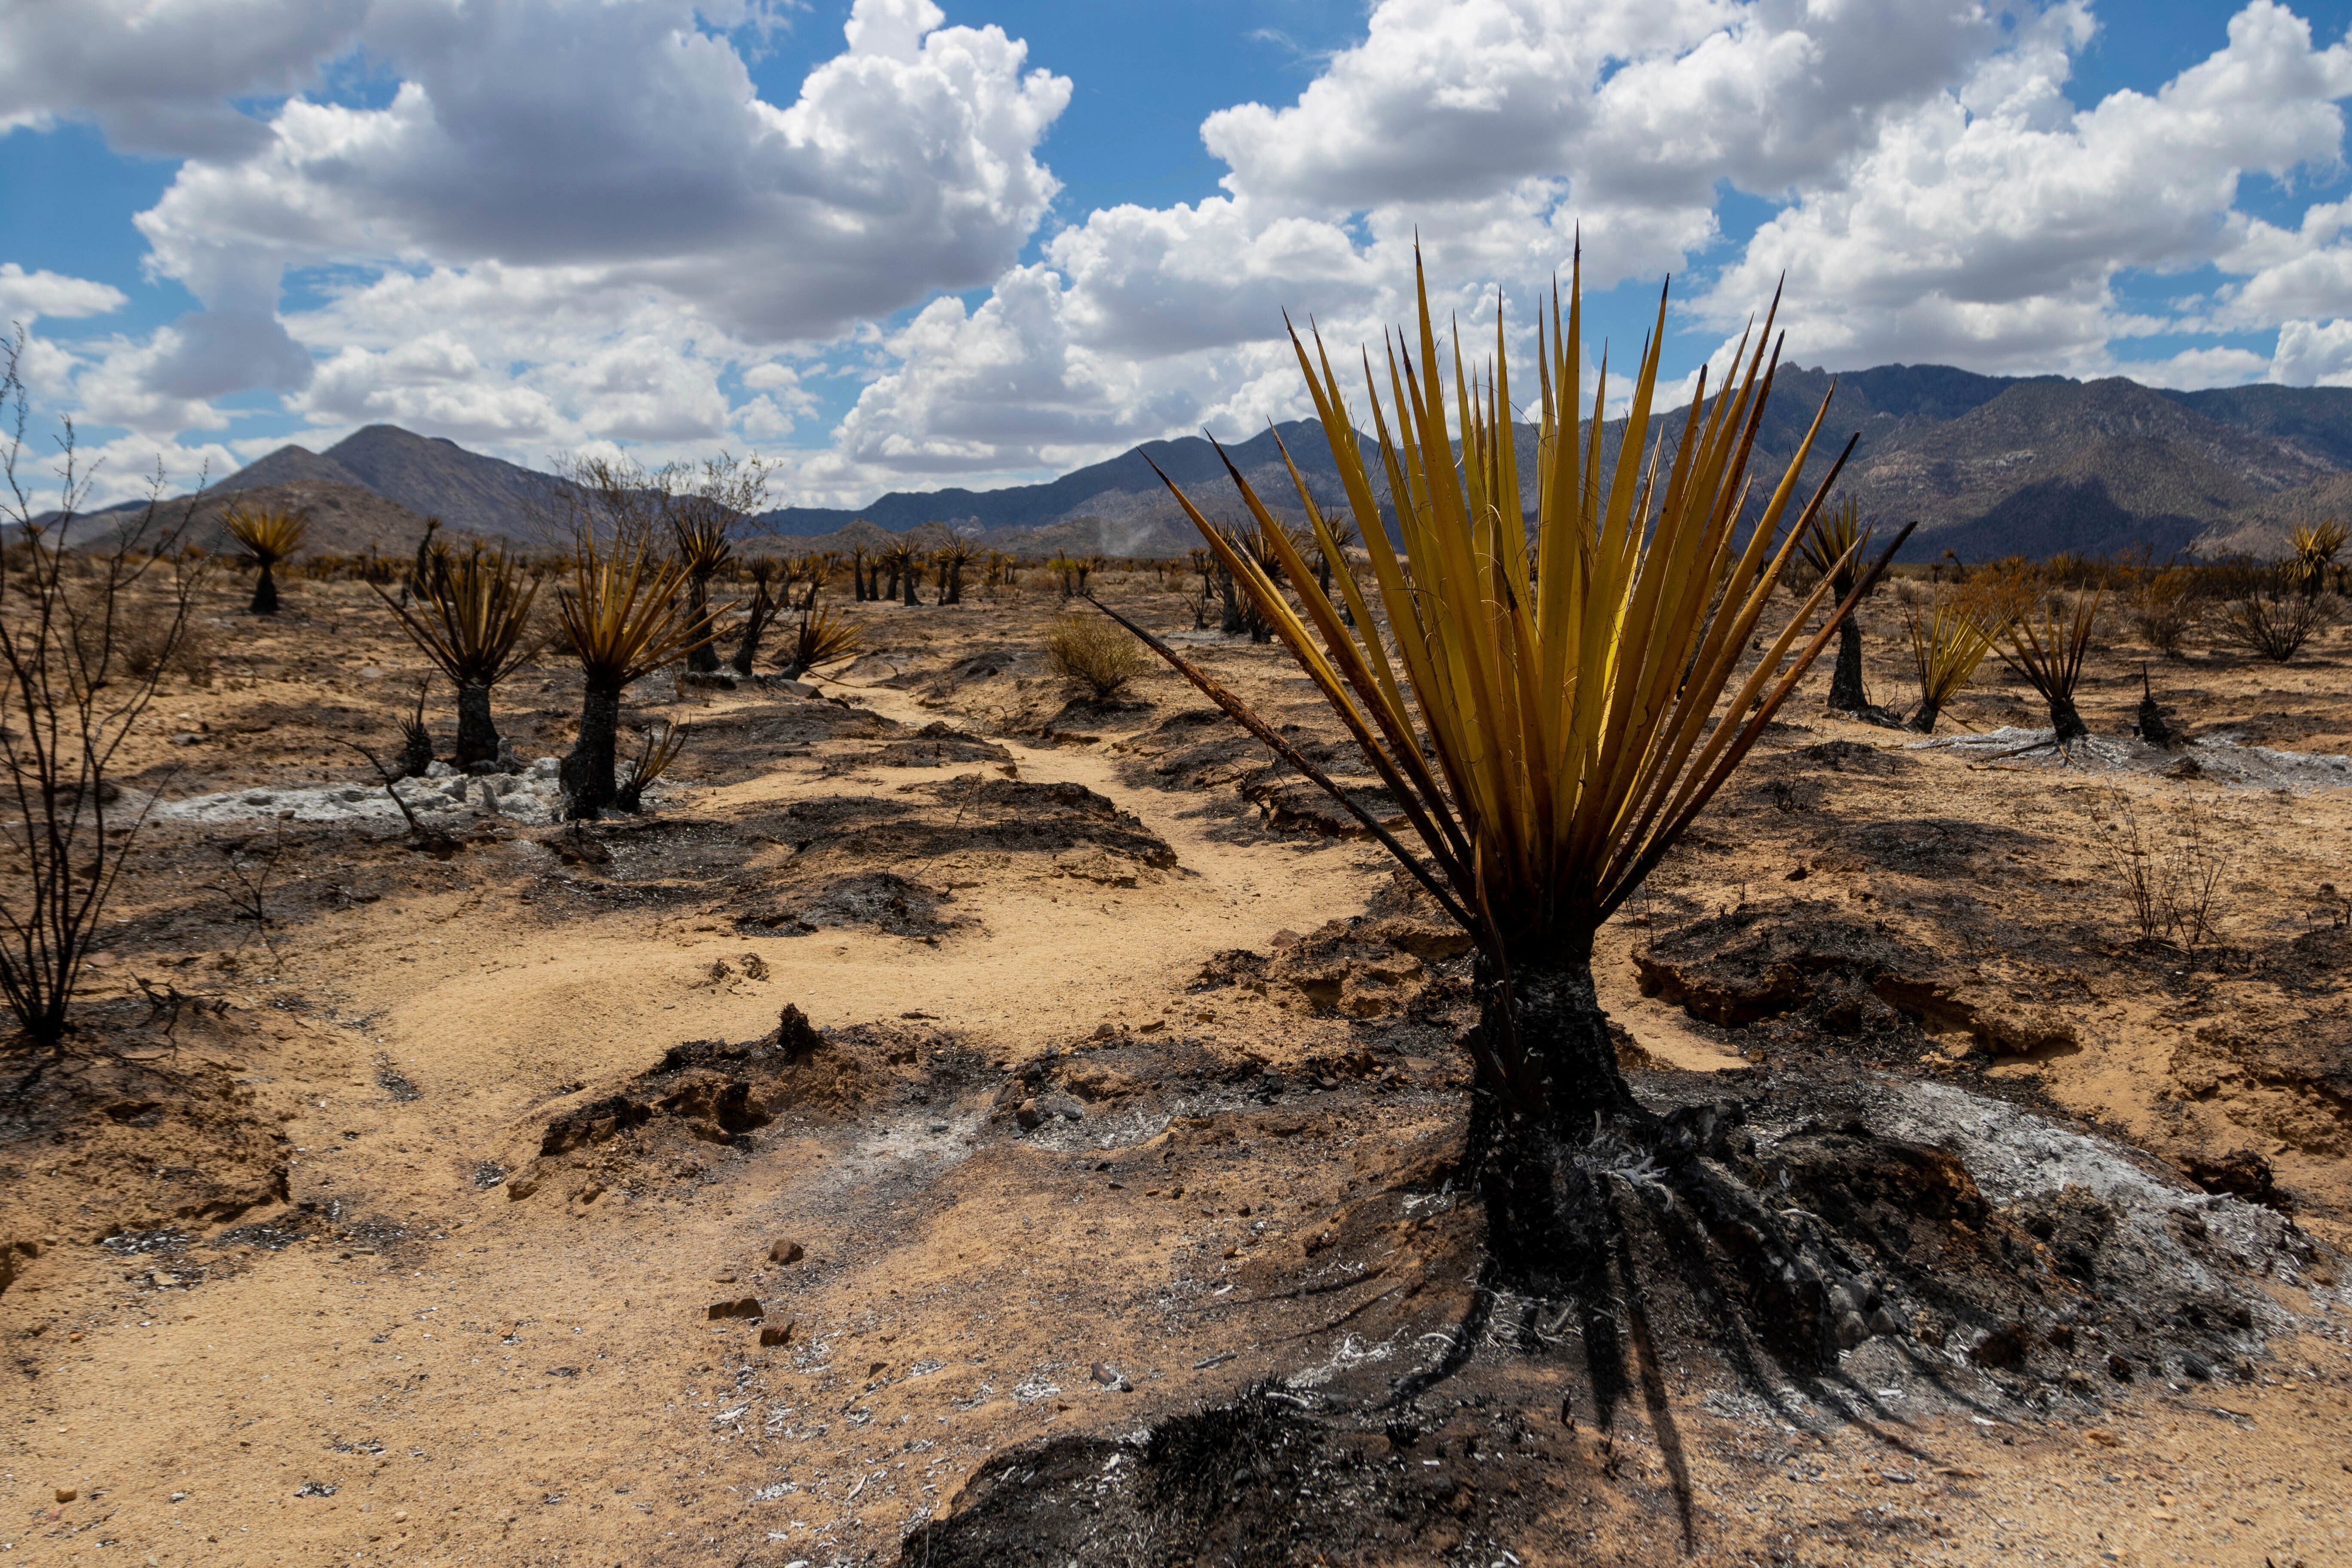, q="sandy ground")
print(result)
[3,567,2350,1566]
